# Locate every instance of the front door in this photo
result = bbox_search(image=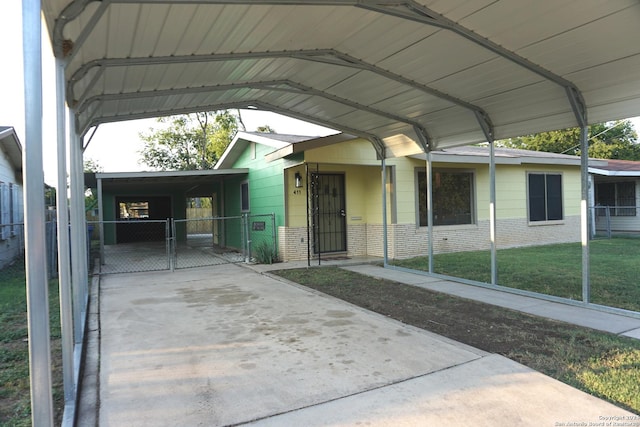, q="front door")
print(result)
[311,173,347,253]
